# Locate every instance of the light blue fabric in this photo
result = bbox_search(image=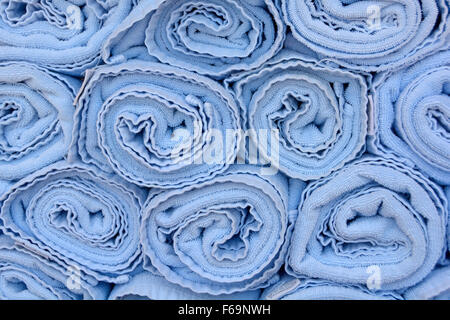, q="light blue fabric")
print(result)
[0,162,146,284]
[369,49,450,185]
[287,157,447,291]
[109,270,261,300]
[404,266,450,299]
[0,234,110,299]
[0,62,79,188]
[140,165,293,295]
[0,0,136,75]
[226,50,368,180]
[69,60,241,188]
[281,0,450,72]
[261,274,402,300]
[102,0,285,78]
